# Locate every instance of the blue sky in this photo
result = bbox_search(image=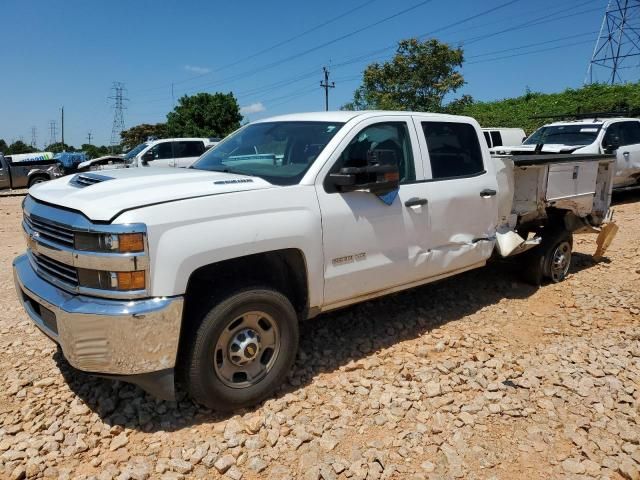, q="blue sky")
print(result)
[0,0,620,147]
